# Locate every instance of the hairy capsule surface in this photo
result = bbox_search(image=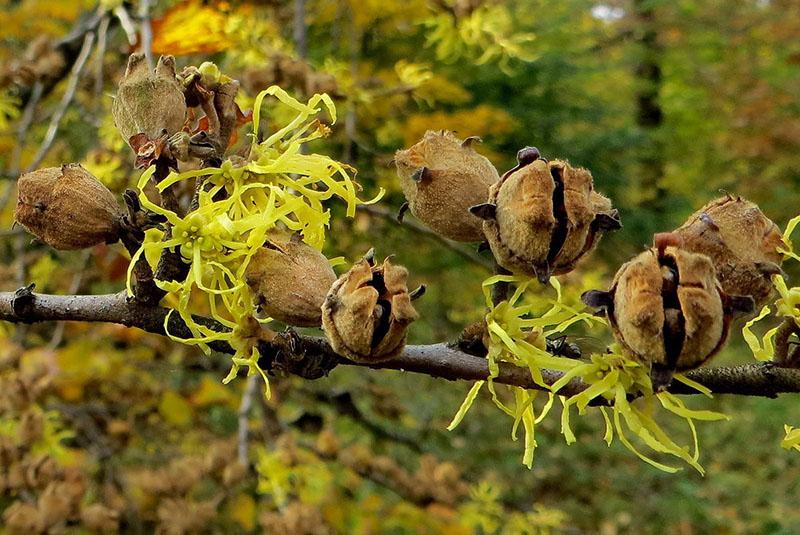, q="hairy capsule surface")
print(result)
[582,234,754,389]
[675,195,783,309]
[15,164,124,250]
[322,251,421,363]
[245,231,337,328]
[473,148,621,282]
[395,130,500,242]
[112,54,187,148]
